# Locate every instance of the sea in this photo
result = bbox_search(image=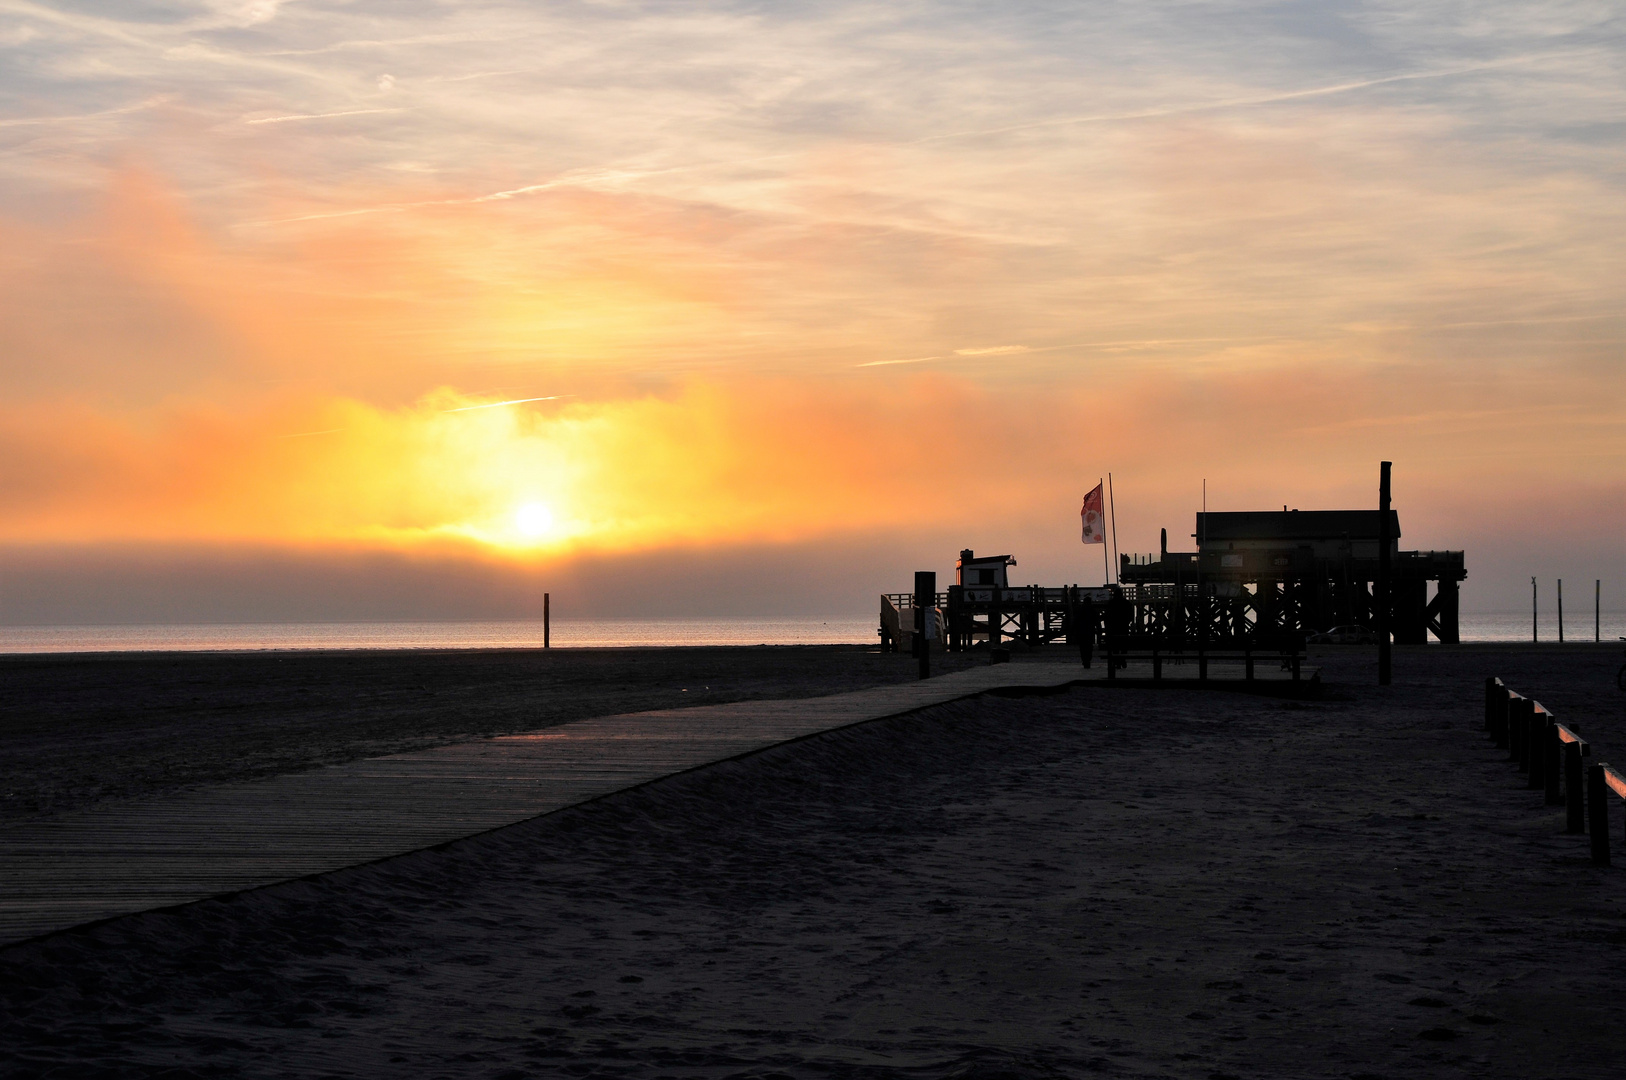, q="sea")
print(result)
[1,611,1622,654]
